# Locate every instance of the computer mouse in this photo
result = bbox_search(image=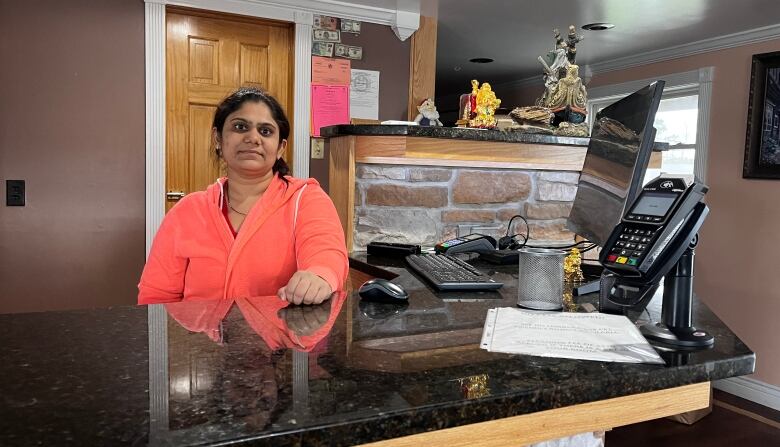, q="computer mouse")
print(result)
[358,278,409,303]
